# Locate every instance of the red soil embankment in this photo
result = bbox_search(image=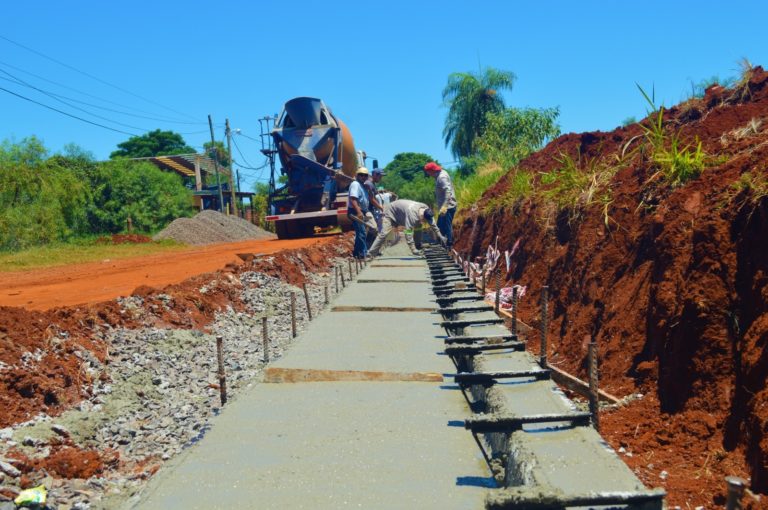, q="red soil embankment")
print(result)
[455,67,768,507]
